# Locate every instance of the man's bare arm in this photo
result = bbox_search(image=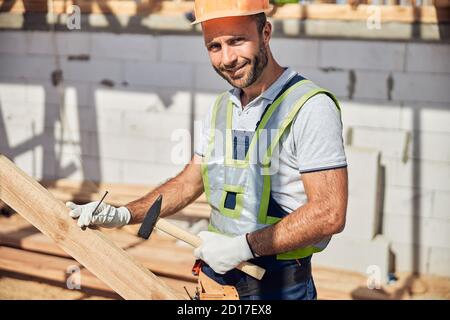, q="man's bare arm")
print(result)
[247,167,348,256]
[125,155,204,224]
